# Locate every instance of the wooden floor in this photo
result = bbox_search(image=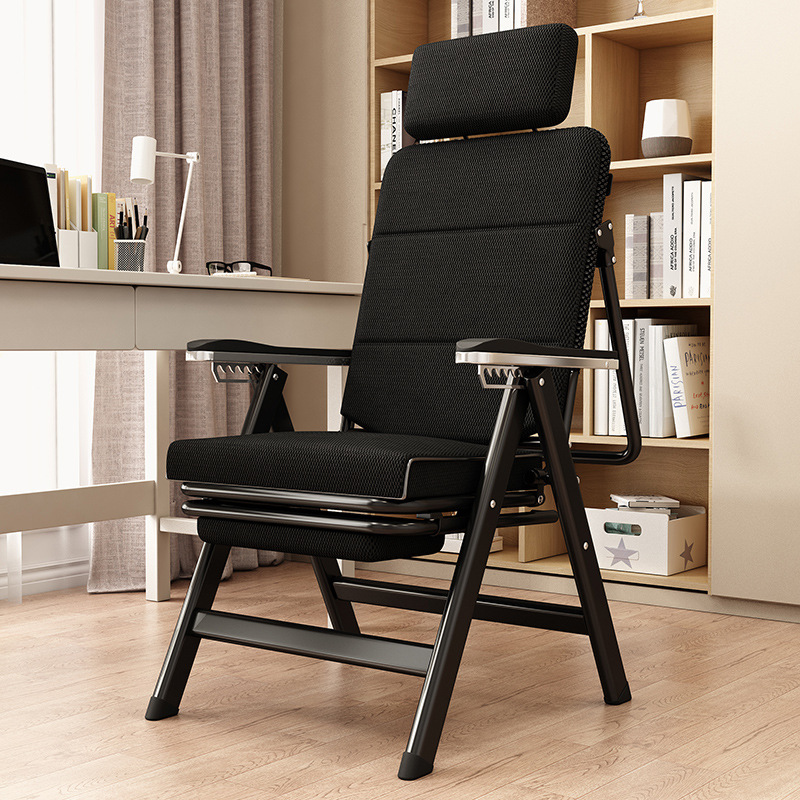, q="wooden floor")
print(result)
[3,563,800,800]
